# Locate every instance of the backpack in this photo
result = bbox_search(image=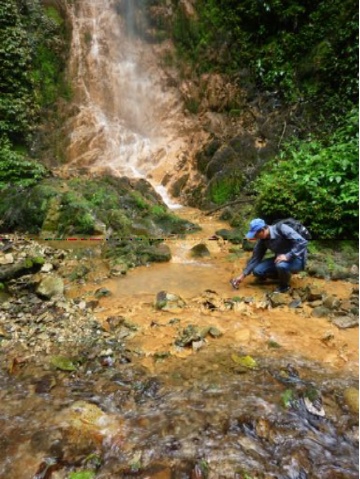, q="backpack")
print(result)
[274,218,311,240]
